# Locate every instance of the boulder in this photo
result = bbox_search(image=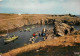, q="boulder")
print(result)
[53,22,75,36]
[73,30,80,35]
